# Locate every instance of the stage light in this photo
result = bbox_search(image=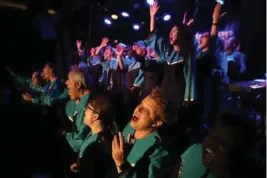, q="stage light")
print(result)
[104,18,112,25]
[133,24,140,30]
[111,14,118,20]
[121,12,129,17]
[48,9,56,15]
[147,0,154,5]
[163,14,171,21]
[216,0,224,5]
